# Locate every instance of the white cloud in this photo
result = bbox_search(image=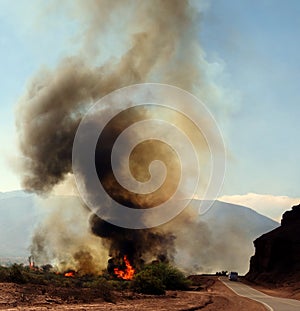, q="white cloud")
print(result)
[218,193,300,222]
